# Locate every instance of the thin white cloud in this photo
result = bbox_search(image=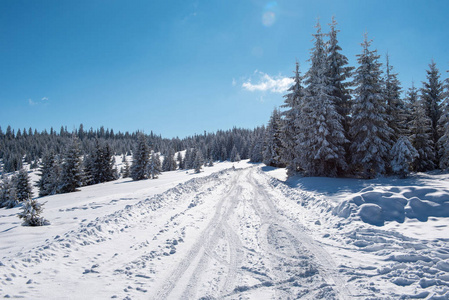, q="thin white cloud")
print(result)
[232,78,237,86]
[242,71,293,93]
[28,97,49,106]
